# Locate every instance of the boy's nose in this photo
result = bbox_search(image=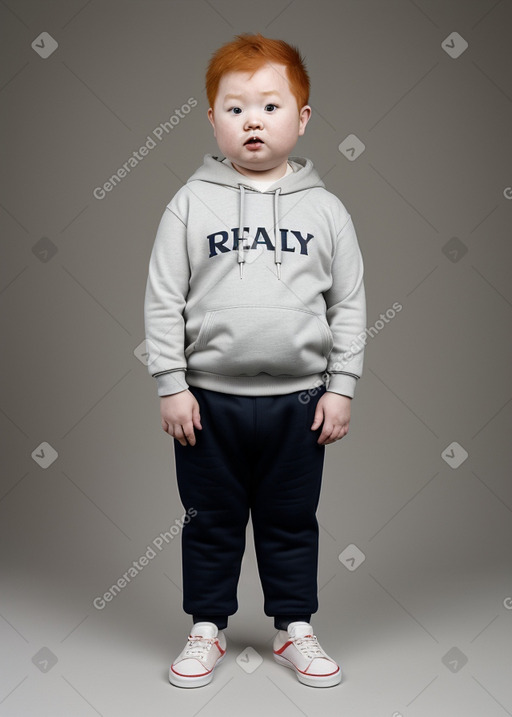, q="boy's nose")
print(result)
[245,116,263,130]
